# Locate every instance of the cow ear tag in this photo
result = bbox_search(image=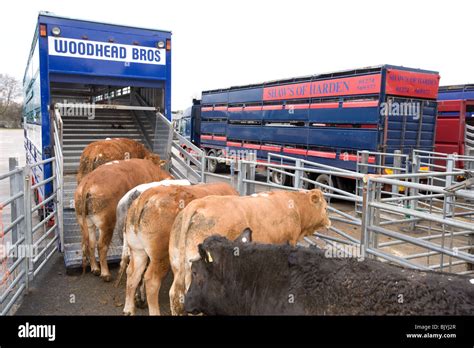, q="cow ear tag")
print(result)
[235,228,252,243]
[206,251,213,263]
